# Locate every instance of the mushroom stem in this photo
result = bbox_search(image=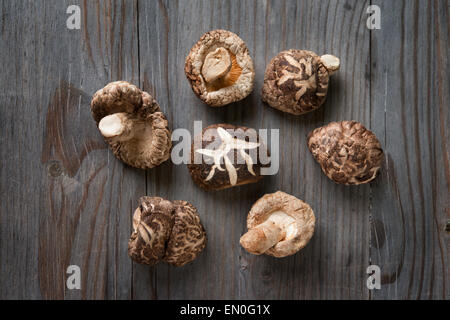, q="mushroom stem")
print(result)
[240,220,284,255]
[320,54,340,75]
[240,211,295,255]
[201,47,232,83]
[98,112,136,142]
